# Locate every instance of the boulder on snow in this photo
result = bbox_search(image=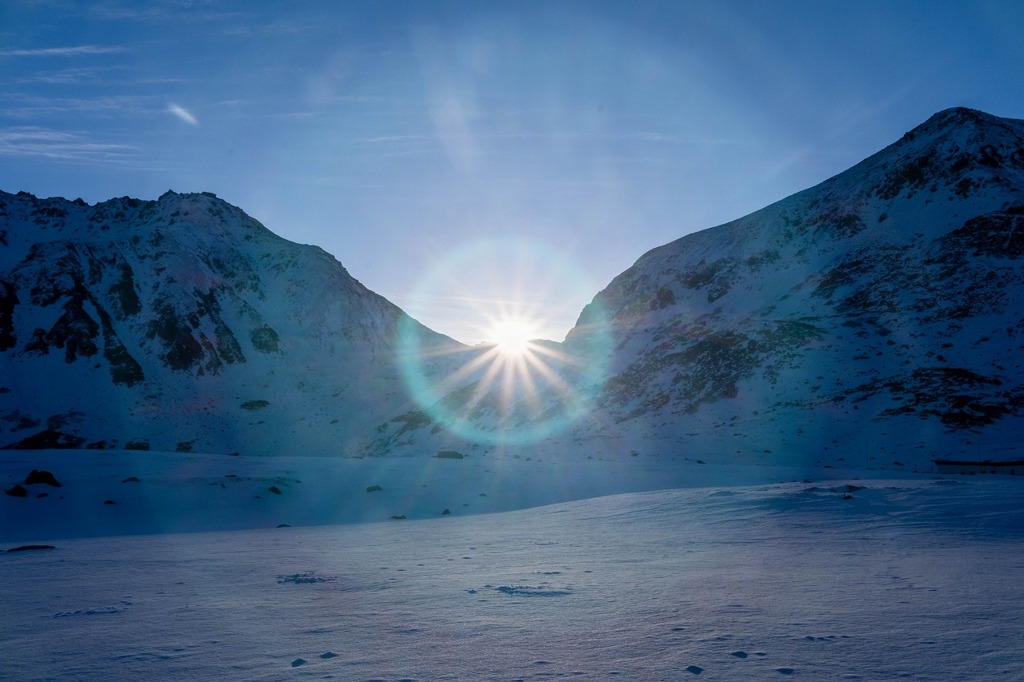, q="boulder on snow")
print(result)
[4,484,28,497]
[24,469,61,487]
[366,484,382,493]
[436,450,465,459]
